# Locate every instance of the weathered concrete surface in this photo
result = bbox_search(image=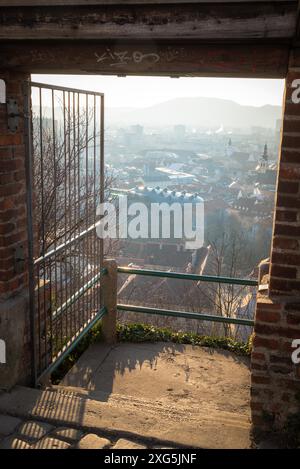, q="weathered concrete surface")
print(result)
[61,342,251,418]
[0,343,252,448]
[0,292,30,390]
[0,385,251,448]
